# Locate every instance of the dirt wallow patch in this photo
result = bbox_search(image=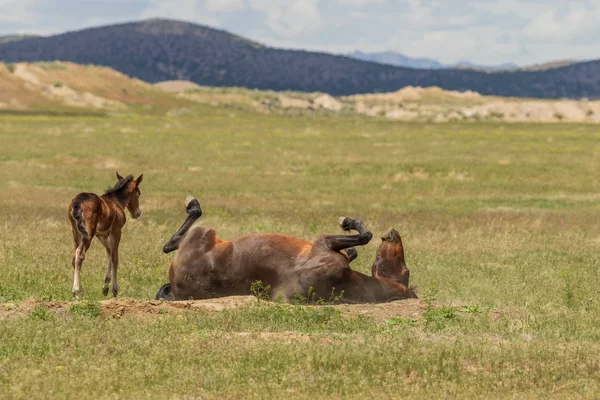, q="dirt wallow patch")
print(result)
[1,296,426,323]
